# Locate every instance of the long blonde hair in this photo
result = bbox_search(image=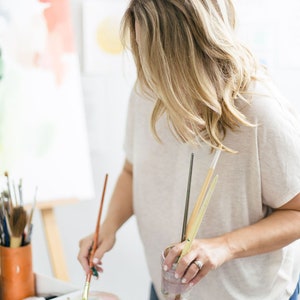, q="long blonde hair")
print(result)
[121,0,260,151]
